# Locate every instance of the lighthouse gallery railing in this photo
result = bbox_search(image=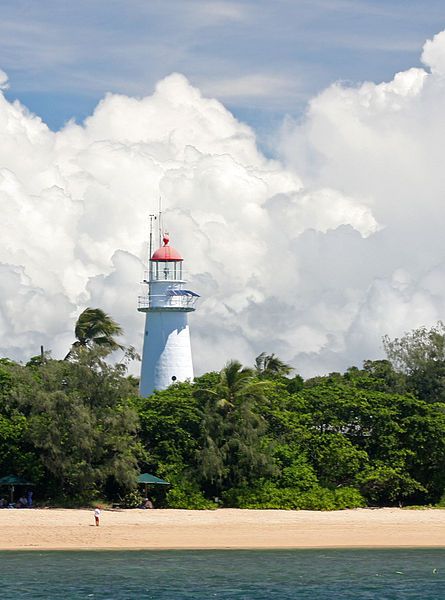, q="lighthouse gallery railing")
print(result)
[138,293,199,311]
